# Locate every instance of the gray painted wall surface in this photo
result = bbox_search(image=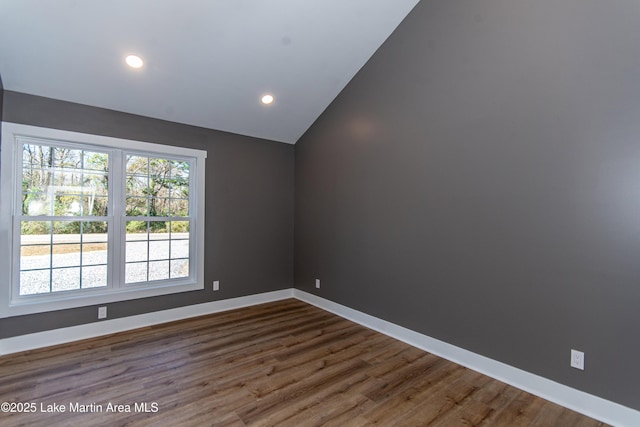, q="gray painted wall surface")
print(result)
[295,0,640,410]
[0,91,294,338]
[0,73,3,122]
